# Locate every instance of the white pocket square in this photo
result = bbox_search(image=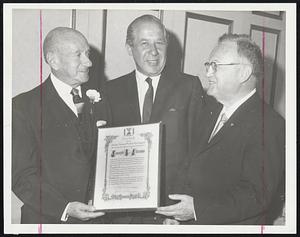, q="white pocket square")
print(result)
[96,120,107,127]
[169,108,176,112]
